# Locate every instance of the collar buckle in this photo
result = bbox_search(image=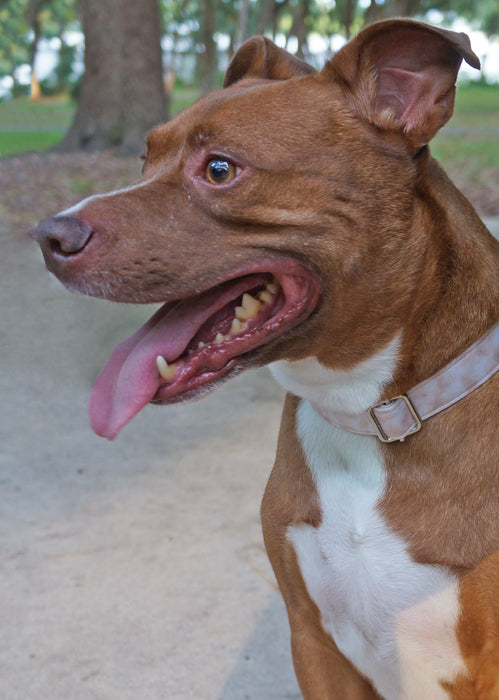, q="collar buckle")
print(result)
[367,395,422,443]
